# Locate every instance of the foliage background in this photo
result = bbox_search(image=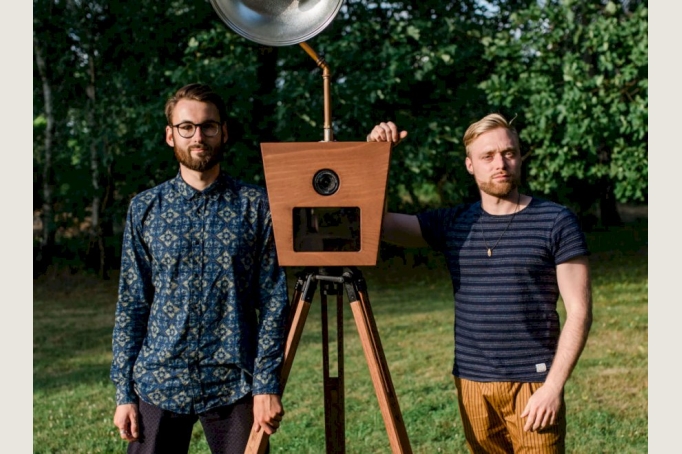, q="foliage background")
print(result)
[33,0,647,277]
